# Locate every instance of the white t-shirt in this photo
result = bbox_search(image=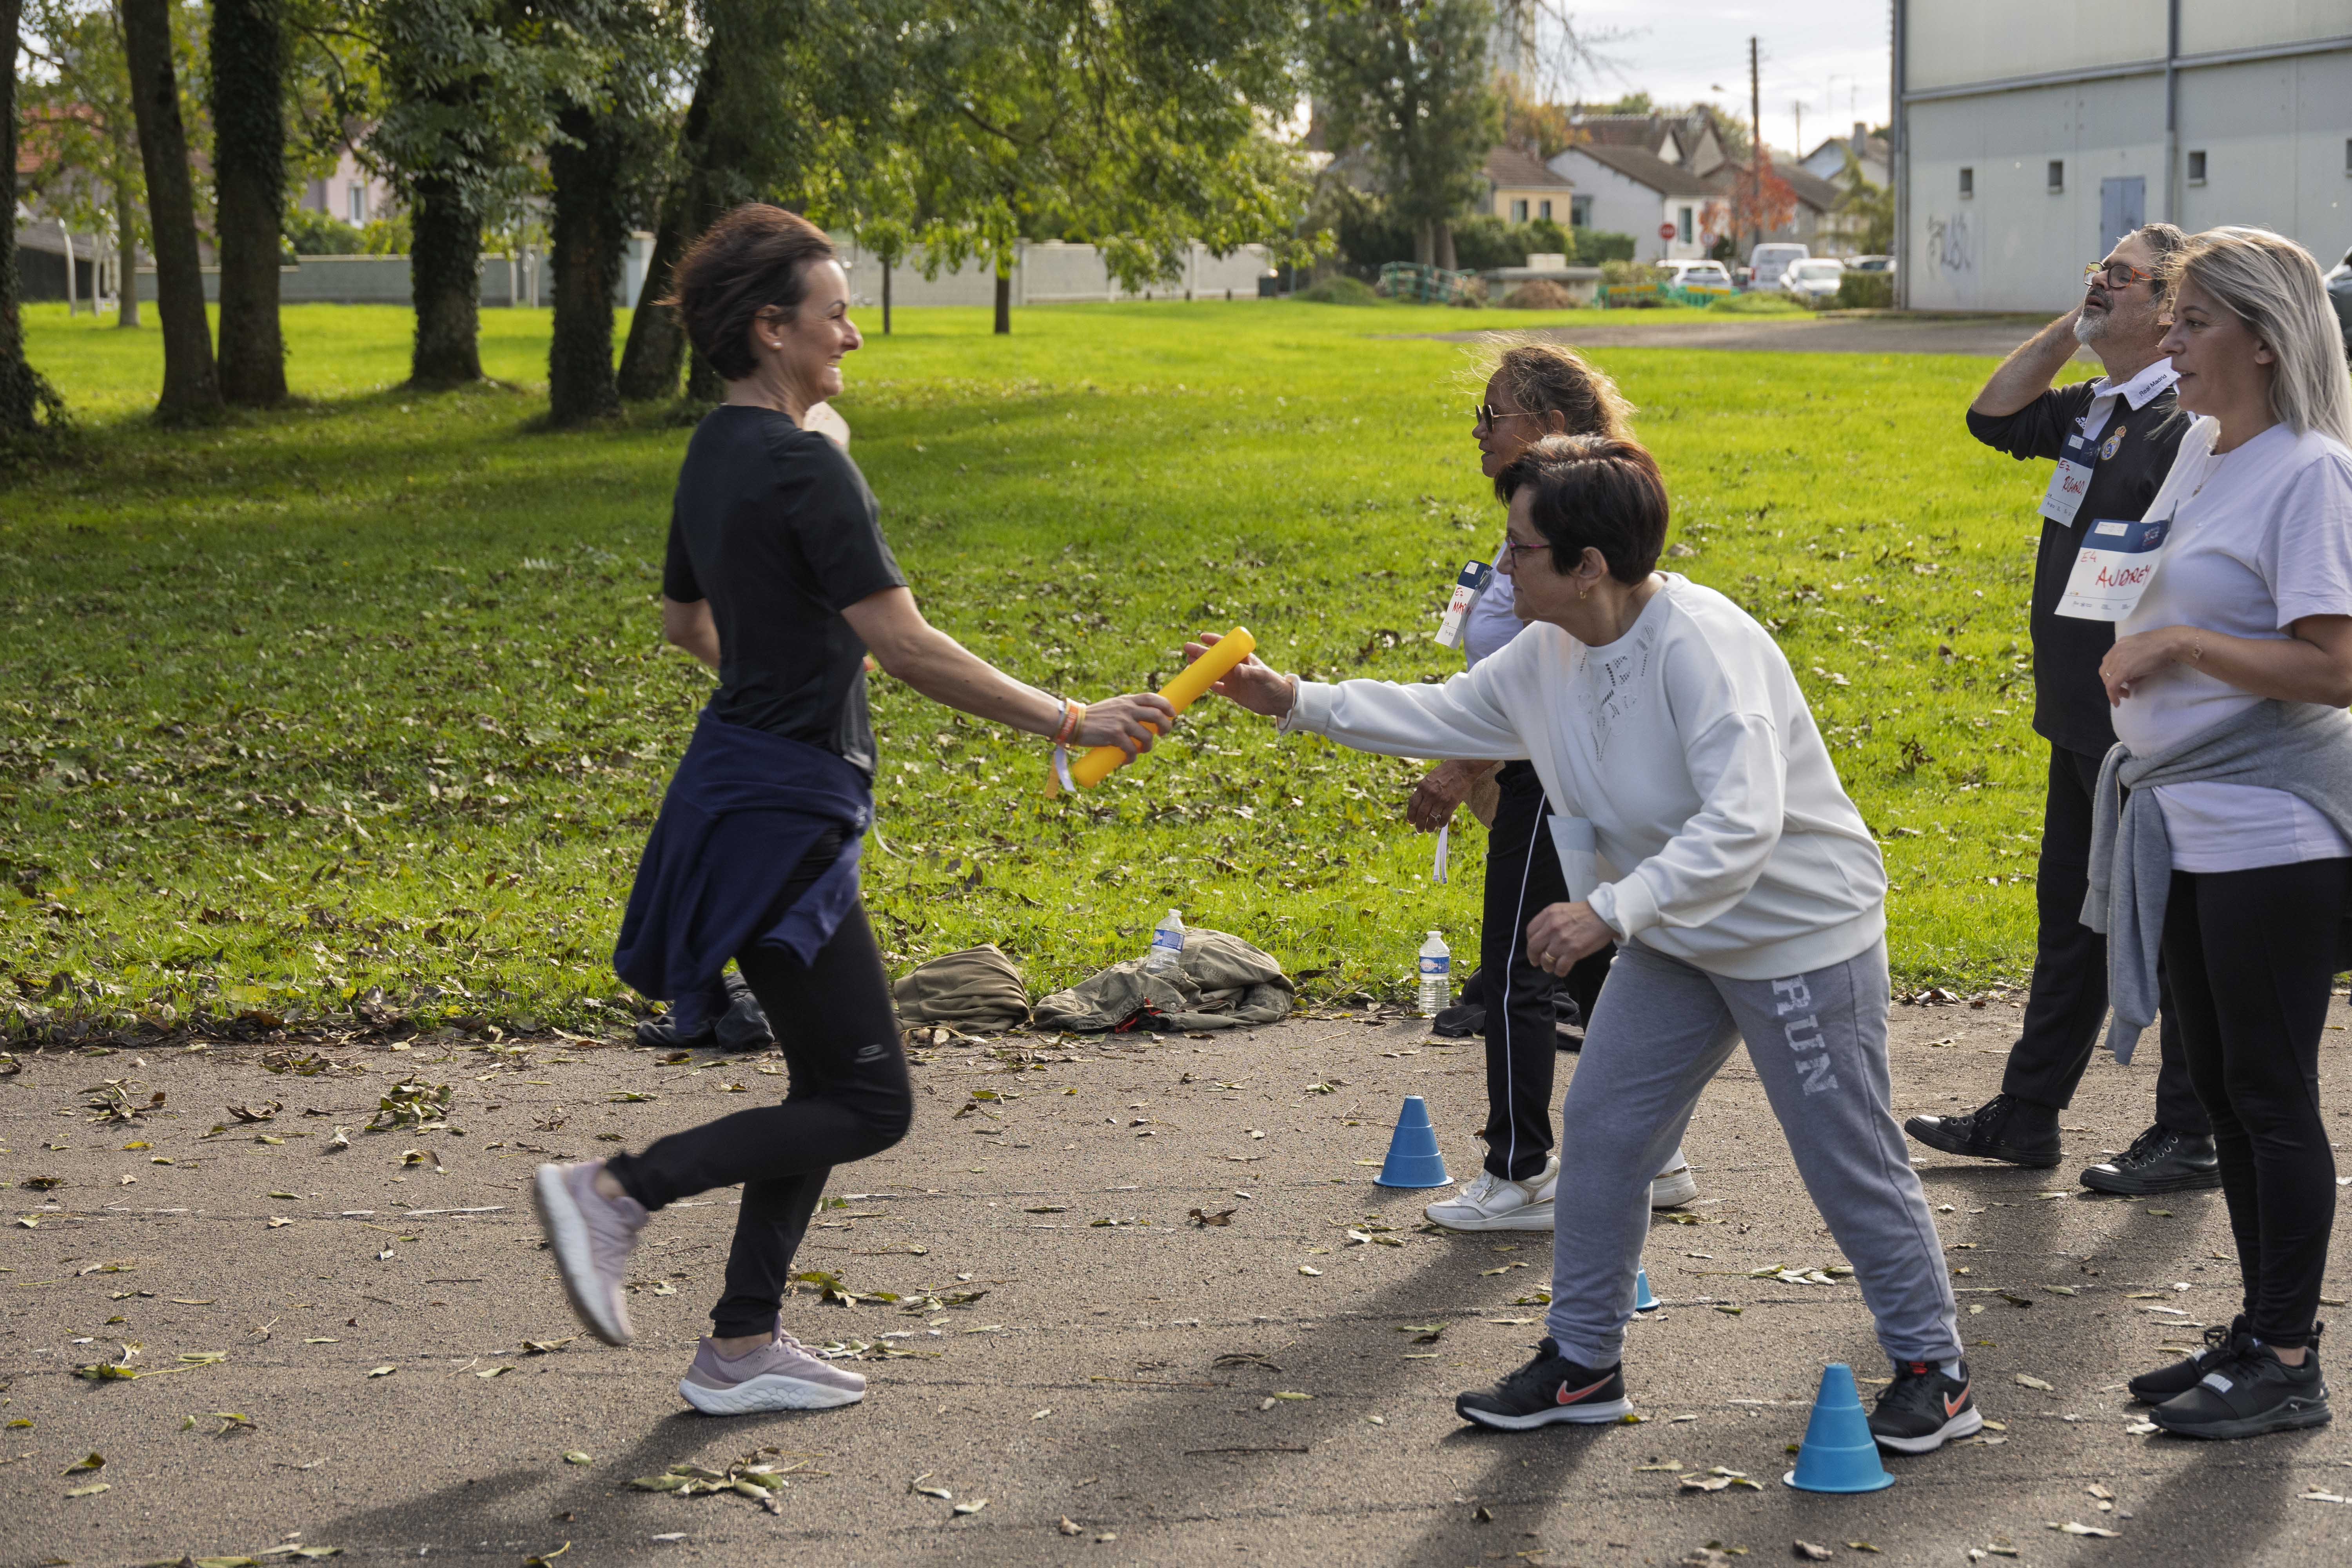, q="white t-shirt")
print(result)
[2111,422,2352,871]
